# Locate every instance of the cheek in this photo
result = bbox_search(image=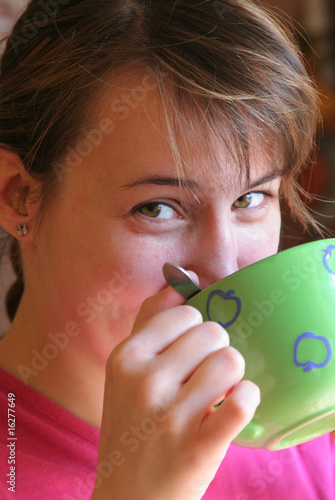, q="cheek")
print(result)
[238,216,281,268]
[69,240,181,351]
[72,237,178,320]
